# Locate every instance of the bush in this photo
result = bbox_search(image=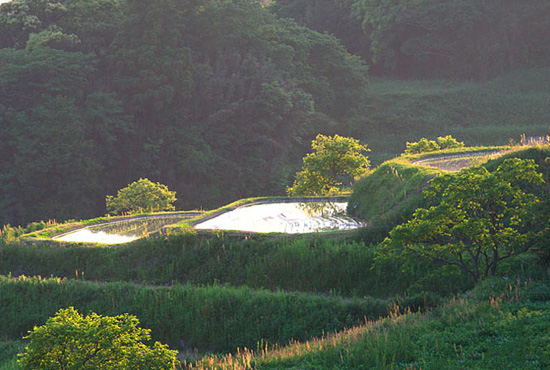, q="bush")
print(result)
[105,178,177,215]
[436,135,465,150]
[404,138,440,155]
[404,135,464,154]
[18,307,178,370]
